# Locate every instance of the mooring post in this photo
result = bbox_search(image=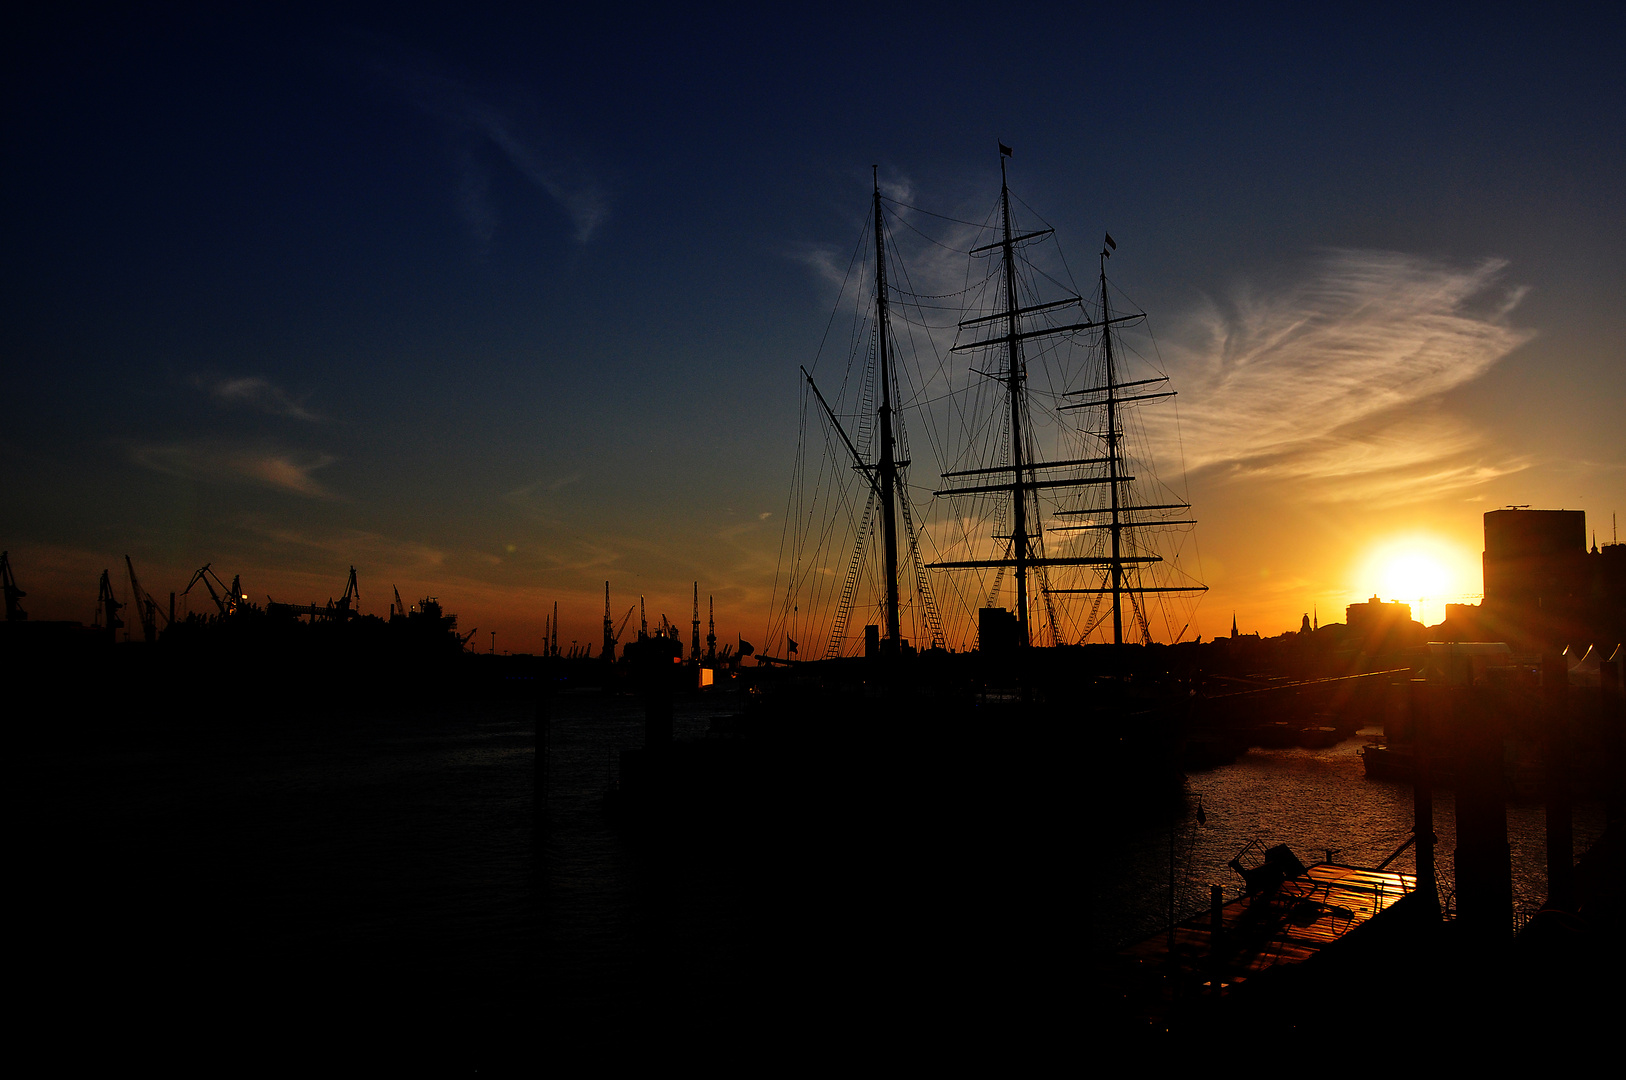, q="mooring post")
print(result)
[1543,653,1576,912]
